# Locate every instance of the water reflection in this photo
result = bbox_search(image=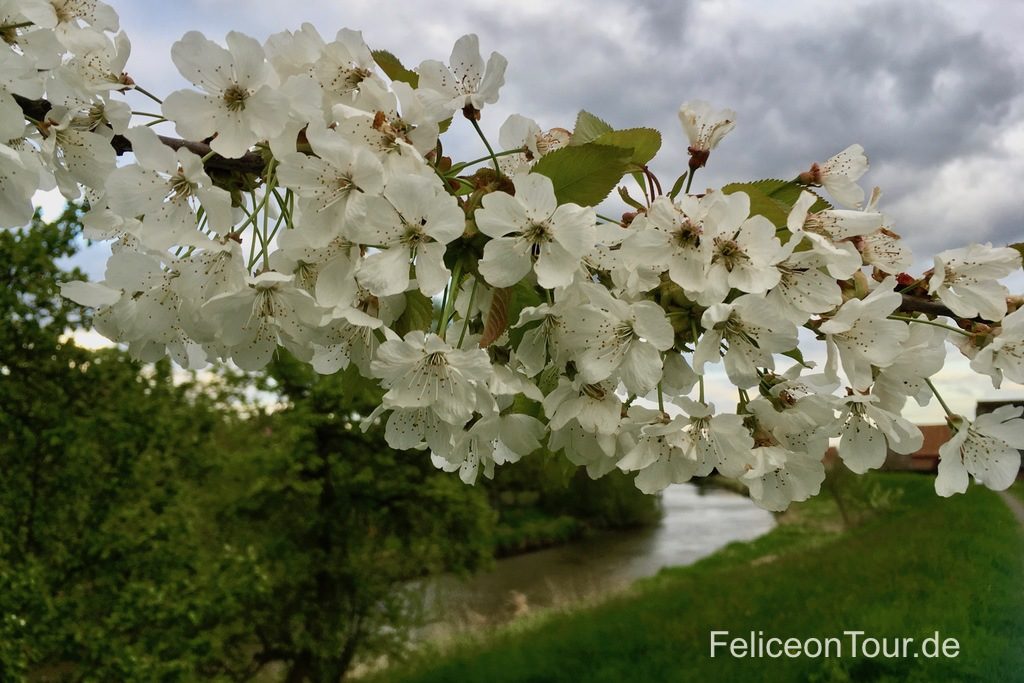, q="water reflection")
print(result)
[418,483,775,638]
